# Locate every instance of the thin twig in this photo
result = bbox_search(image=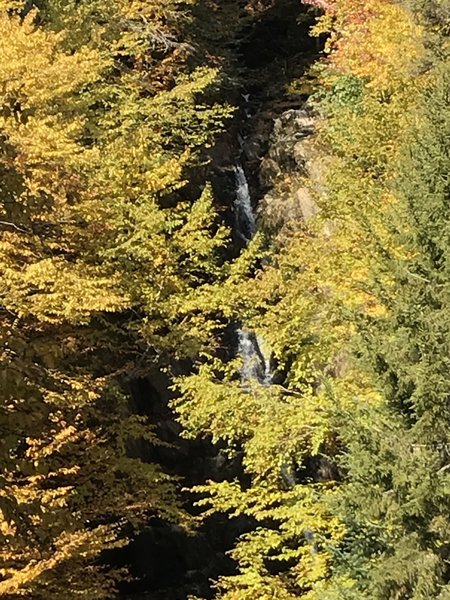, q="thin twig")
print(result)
[0,220,30,234]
